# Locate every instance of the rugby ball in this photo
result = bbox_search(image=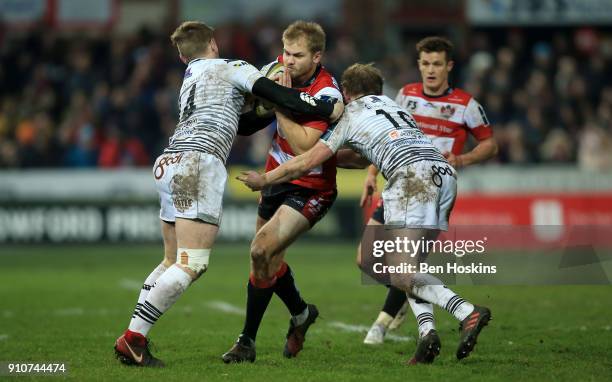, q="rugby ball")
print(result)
[255,61,285,118]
